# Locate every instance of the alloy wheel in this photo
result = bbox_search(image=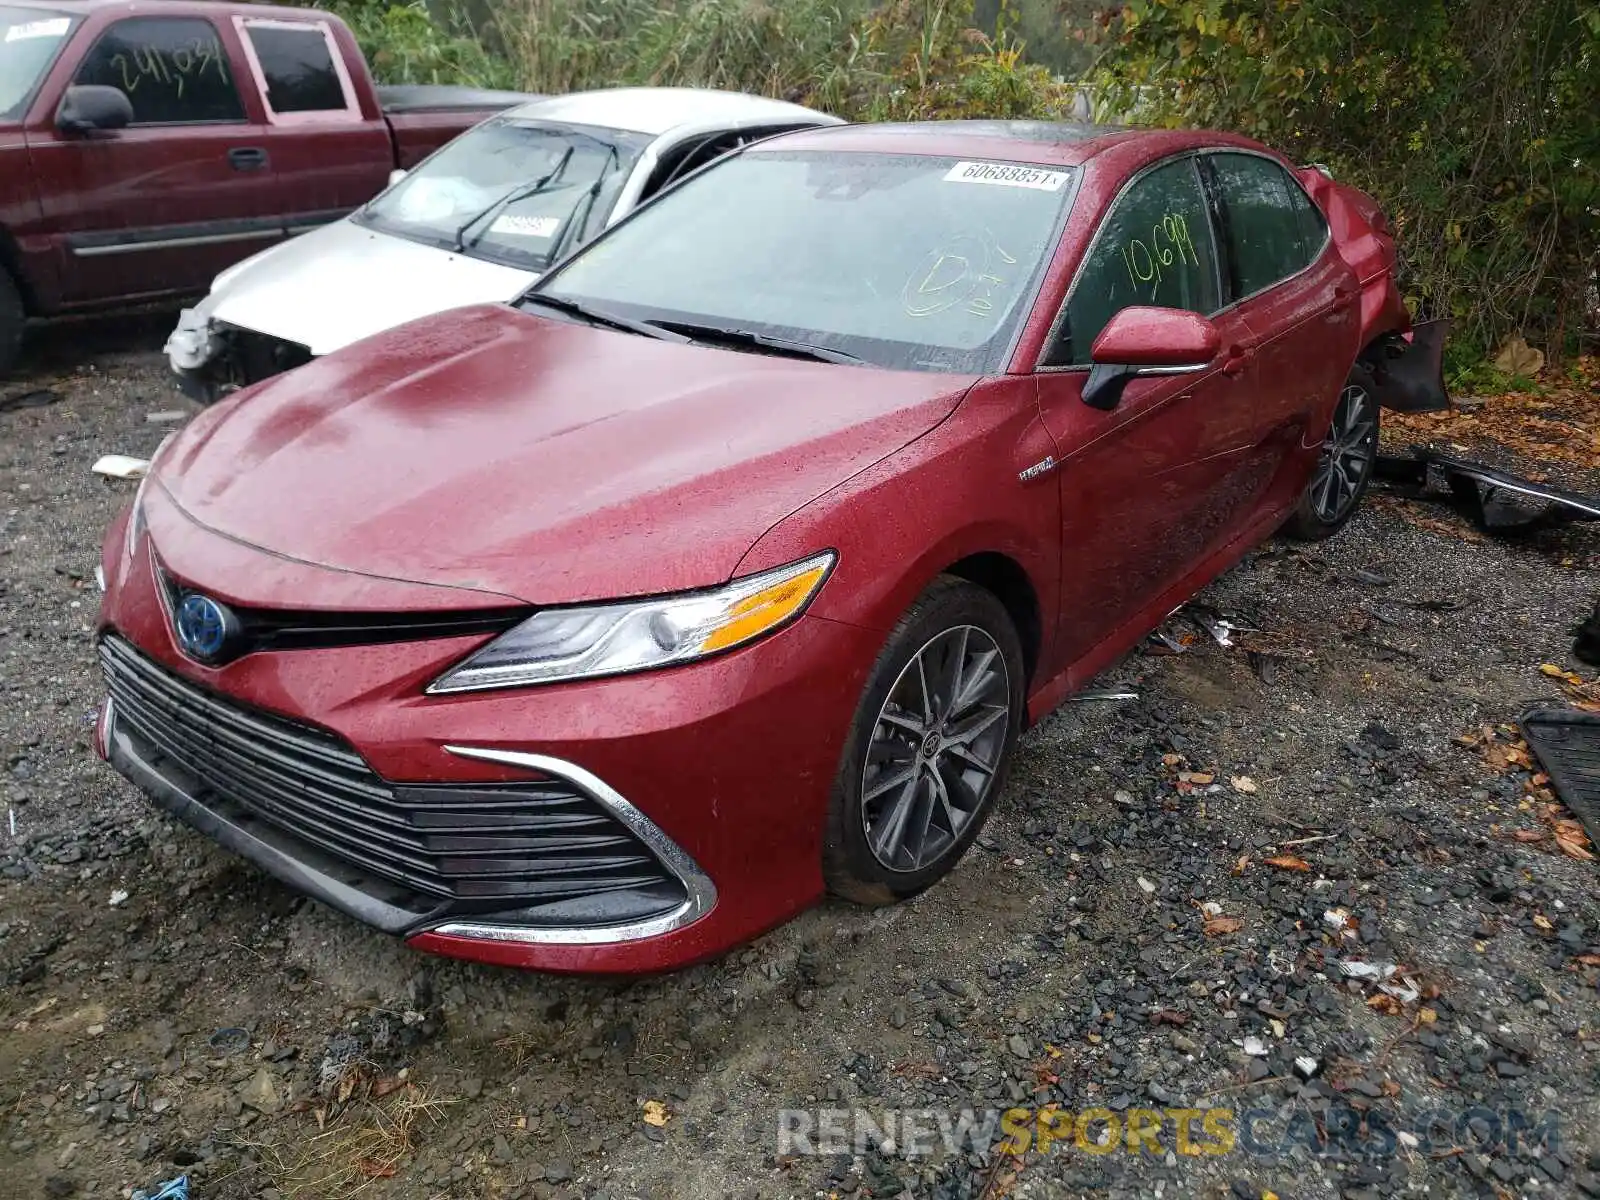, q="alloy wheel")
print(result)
[1310,384,1377,523]
[860,625,1011,873]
